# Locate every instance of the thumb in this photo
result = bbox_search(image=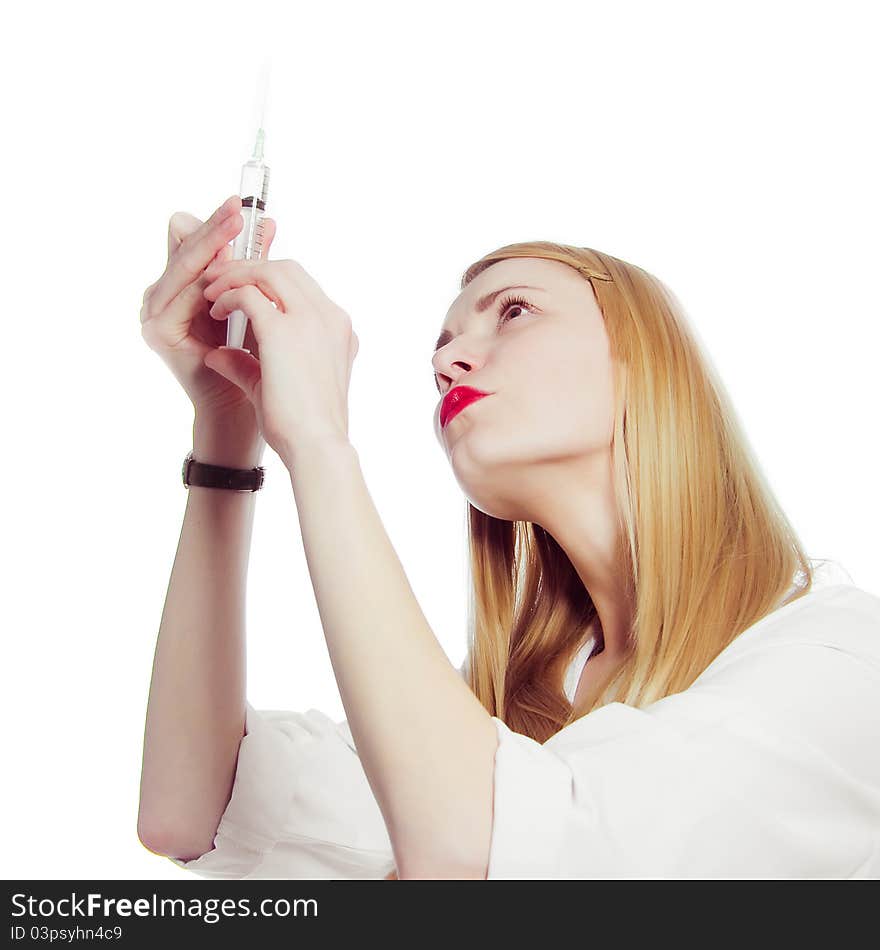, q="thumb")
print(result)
[203,346,262,399]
